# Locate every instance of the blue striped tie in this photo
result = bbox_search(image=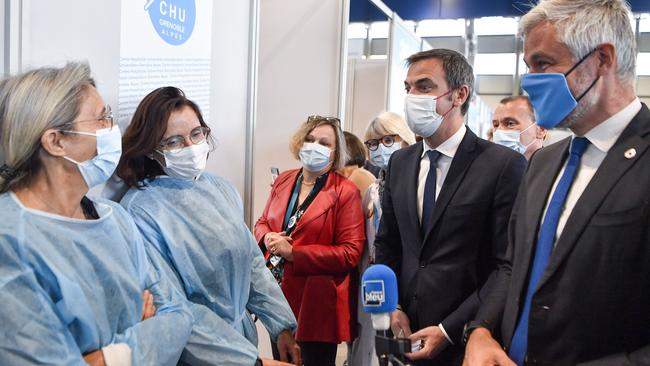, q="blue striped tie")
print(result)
[508,137,590,365]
